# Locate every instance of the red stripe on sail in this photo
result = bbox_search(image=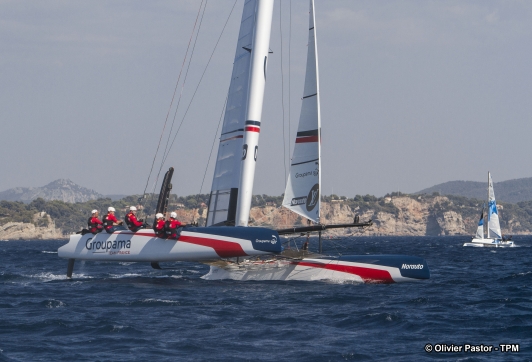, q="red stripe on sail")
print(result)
[245,126,260,133]
[293,261,395,283]
[295,136,318,143]
[179,235,248,258]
